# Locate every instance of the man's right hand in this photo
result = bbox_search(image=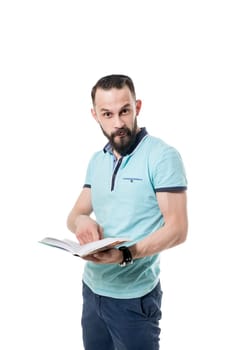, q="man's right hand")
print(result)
[74,215,103,245]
